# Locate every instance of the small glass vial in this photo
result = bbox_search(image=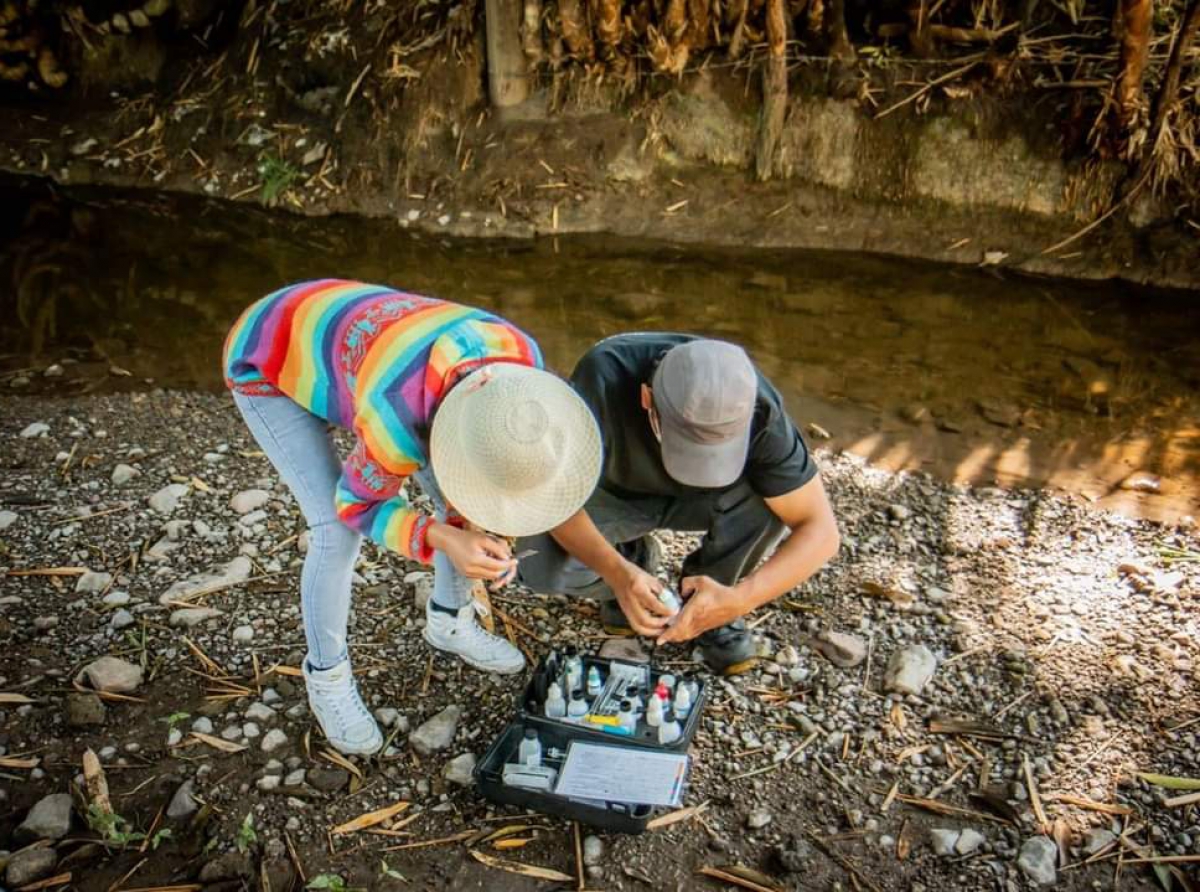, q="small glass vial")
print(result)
[585,665,603,697]
[618,700,637,733]
[645,691,664,728]
[658,587,682,614]
[544,681,567,719]
[567,690,588,719]
[518,728,542,767]
[658,708,682,745]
